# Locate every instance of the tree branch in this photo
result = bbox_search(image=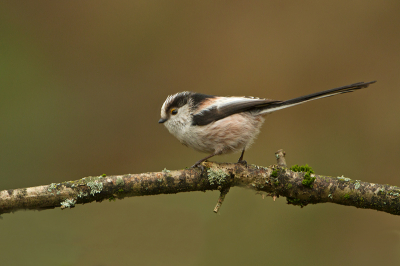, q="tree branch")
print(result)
[1,150,400,216]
